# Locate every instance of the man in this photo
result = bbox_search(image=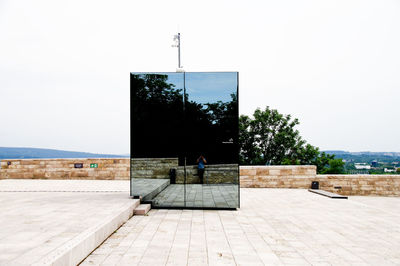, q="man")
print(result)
[197,155,207,184]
